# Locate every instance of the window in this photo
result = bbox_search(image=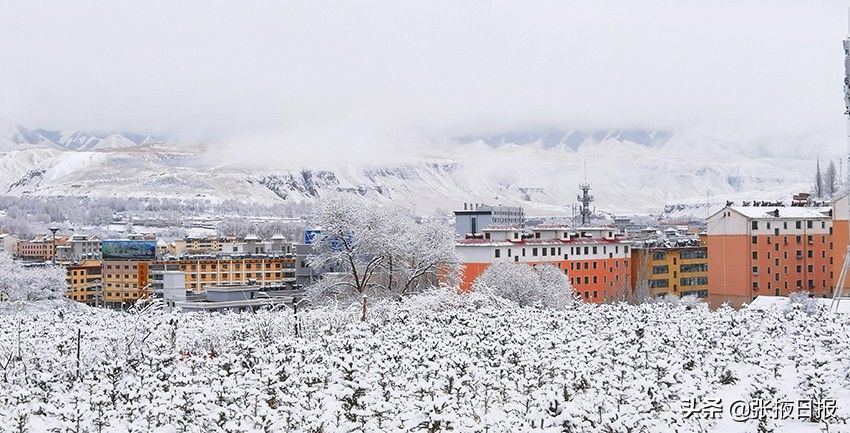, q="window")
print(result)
[796,221,801,229]
[679,249,707,259]
[532,248,538,256]
[649,279,669,288]
[752,266,758,274]
[680,276,708,286]
[680,263,708,273]
[653,251,666,260]
[752,221,758,230]
[752,236,757,244]
[752,251,758,260]
[652,265,669,274]
[807,221,813,229]
[494,249,500,258]
[542,248,547,256]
